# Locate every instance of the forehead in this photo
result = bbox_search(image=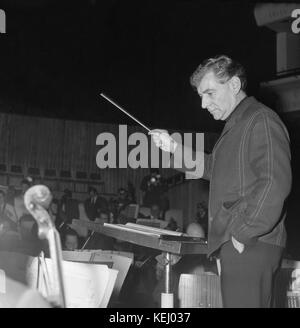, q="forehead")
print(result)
[197,71,221,94]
